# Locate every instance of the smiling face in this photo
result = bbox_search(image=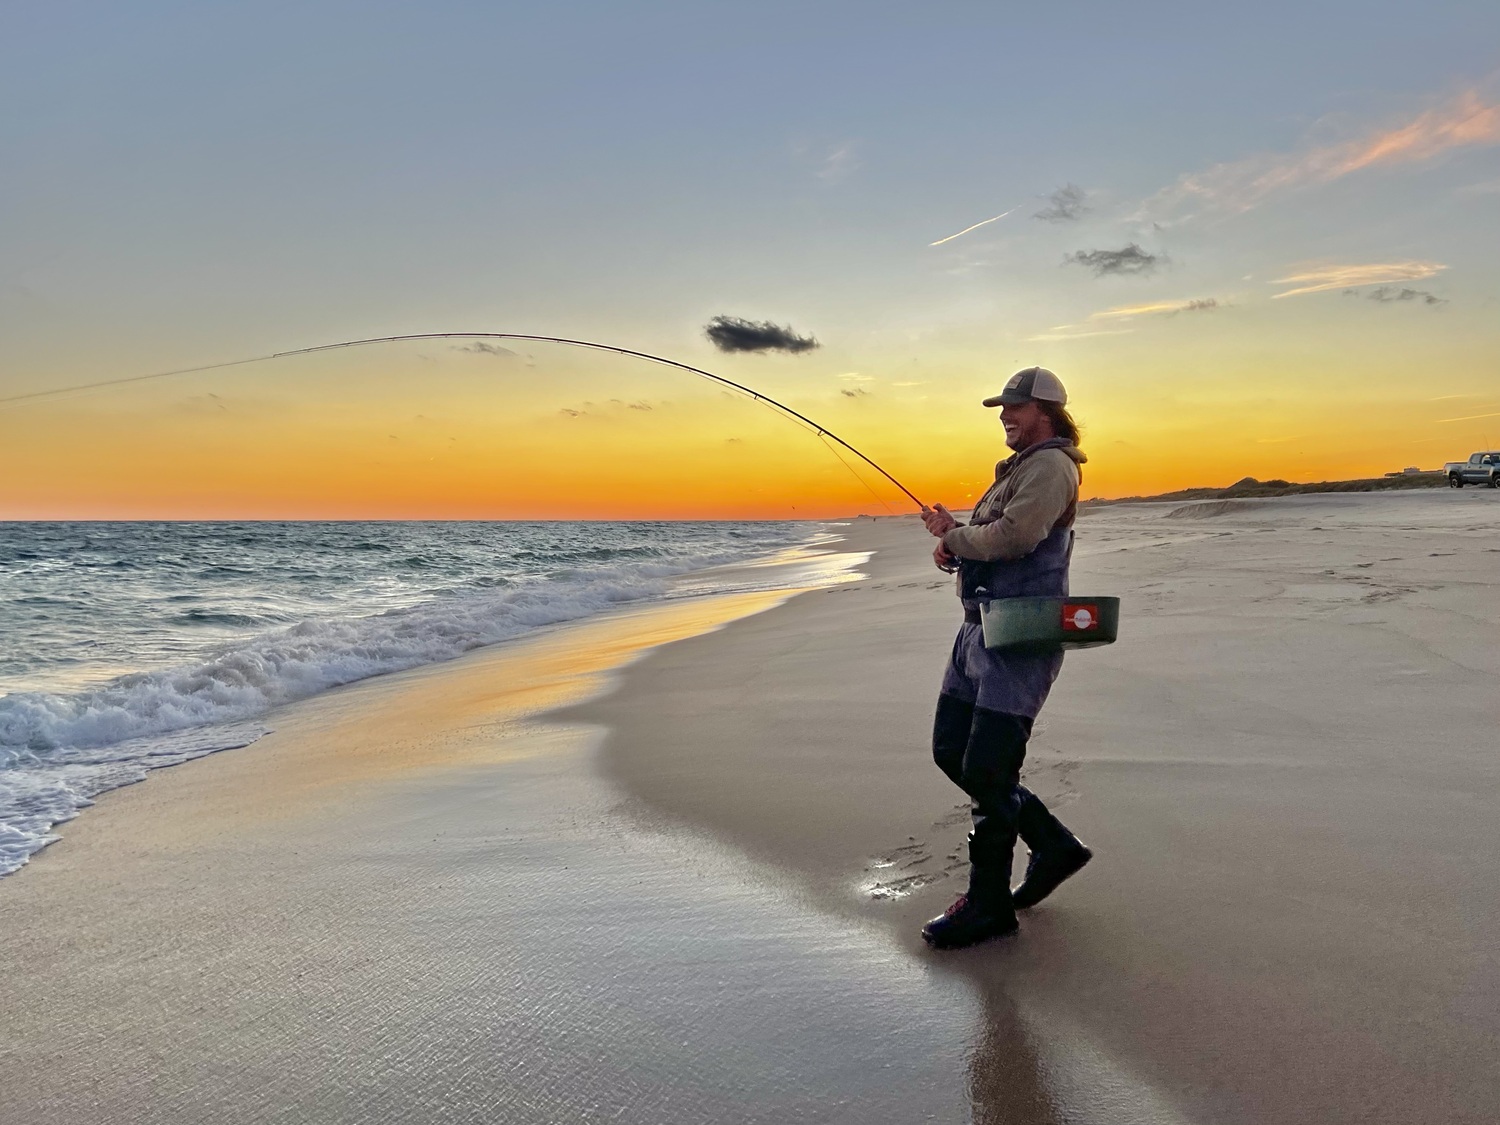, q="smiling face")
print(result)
[998,400,1055,451]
